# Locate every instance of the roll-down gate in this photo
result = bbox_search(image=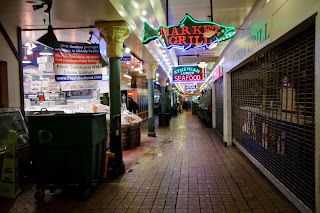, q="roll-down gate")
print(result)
[215,76,224,138]
[231,24,315,210]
